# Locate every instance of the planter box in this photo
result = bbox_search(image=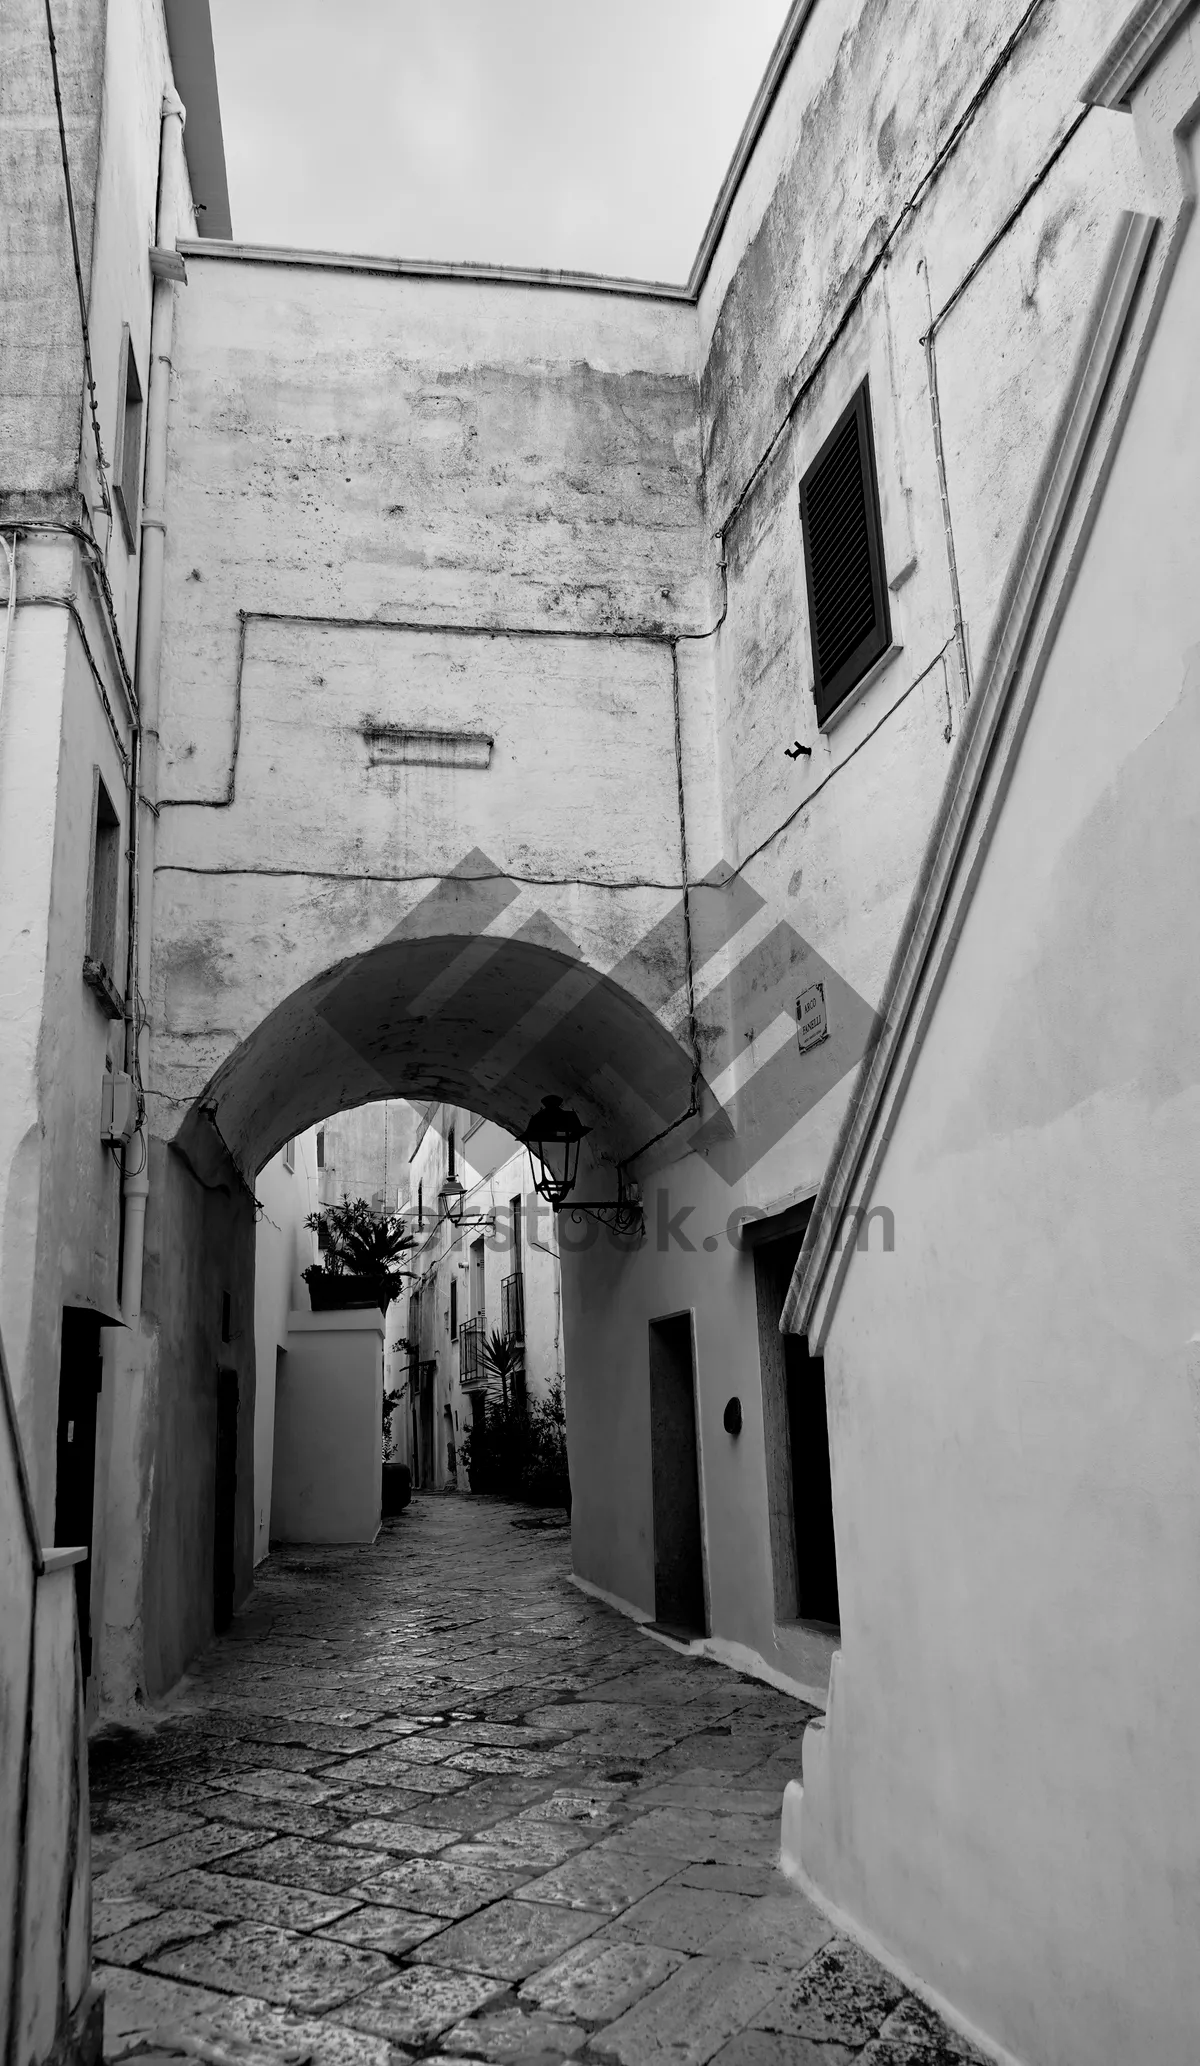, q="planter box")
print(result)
[305,1271,385,1313]
[382,1462,411,1516]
